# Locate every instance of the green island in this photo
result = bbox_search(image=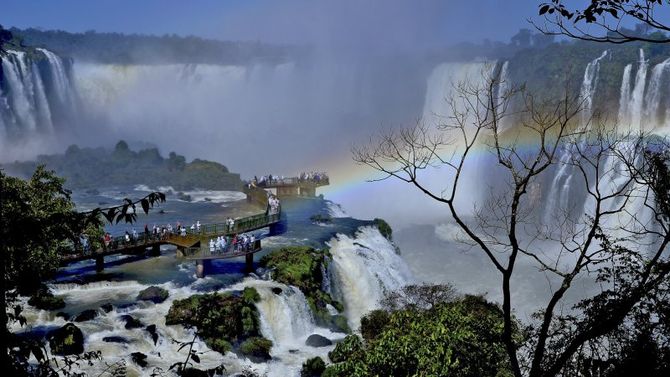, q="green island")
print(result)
[1,140,242,191]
